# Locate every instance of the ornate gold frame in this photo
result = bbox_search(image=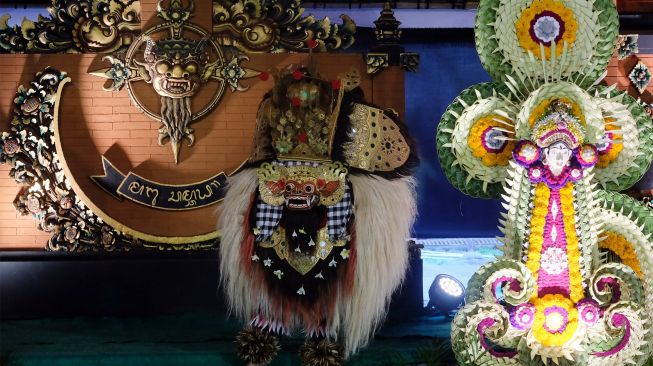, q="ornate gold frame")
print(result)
[52,78,221,246]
